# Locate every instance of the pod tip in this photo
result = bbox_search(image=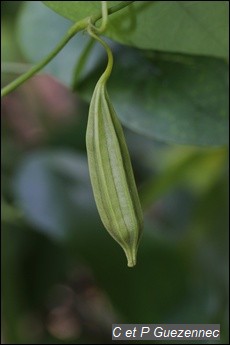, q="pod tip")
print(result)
[126,253,137,268]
